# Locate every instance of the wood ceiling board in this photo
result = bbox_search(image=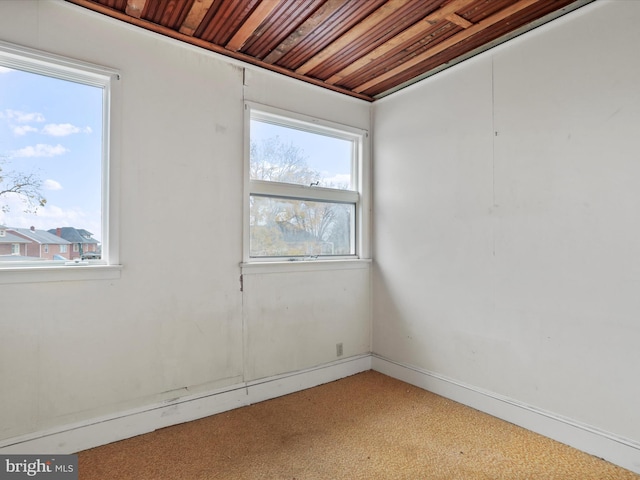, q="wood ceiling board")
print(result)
[143,0,193,29]
[336,22,461,92]
[275,0,388,71]
[324,0,472,86]
[303,0,446,81]
[353,0,551,94]
[198,0,261,45]
[261,0,352,65]
[294,0,416,75]
[179,0,215,36]
[446,13,473,28]
[64,0,593,101]
[125,0,147,18]
[241,0,325,59]
[66,0,375,100]
[103,0,127,8]
[226,0,282,51]
[368,0,588,98]
[460,0,527,23]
